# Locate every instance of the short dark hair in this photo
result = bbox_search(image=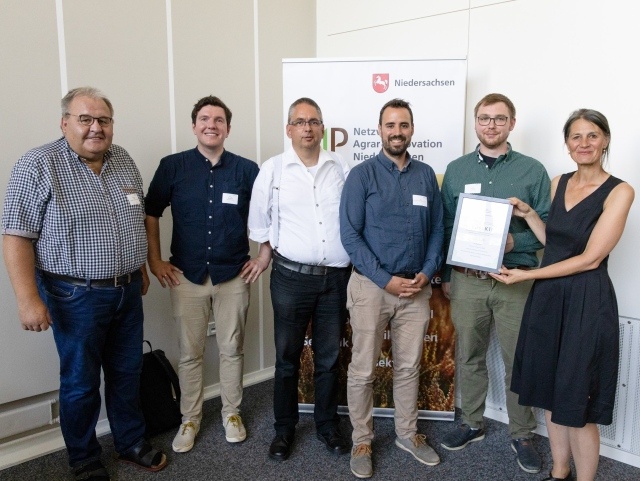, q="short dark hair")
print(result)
[287,97,323,124]
[563,108,611,163]
[191,96,232,125]
[378,98,413,125]
[474,93,516,119]
[61,87,114,117]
